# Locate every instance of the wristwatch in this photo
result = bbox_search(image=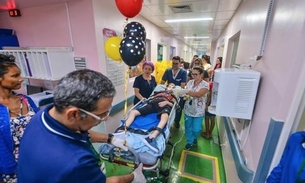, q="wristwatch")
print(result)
[107,134,114,144]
